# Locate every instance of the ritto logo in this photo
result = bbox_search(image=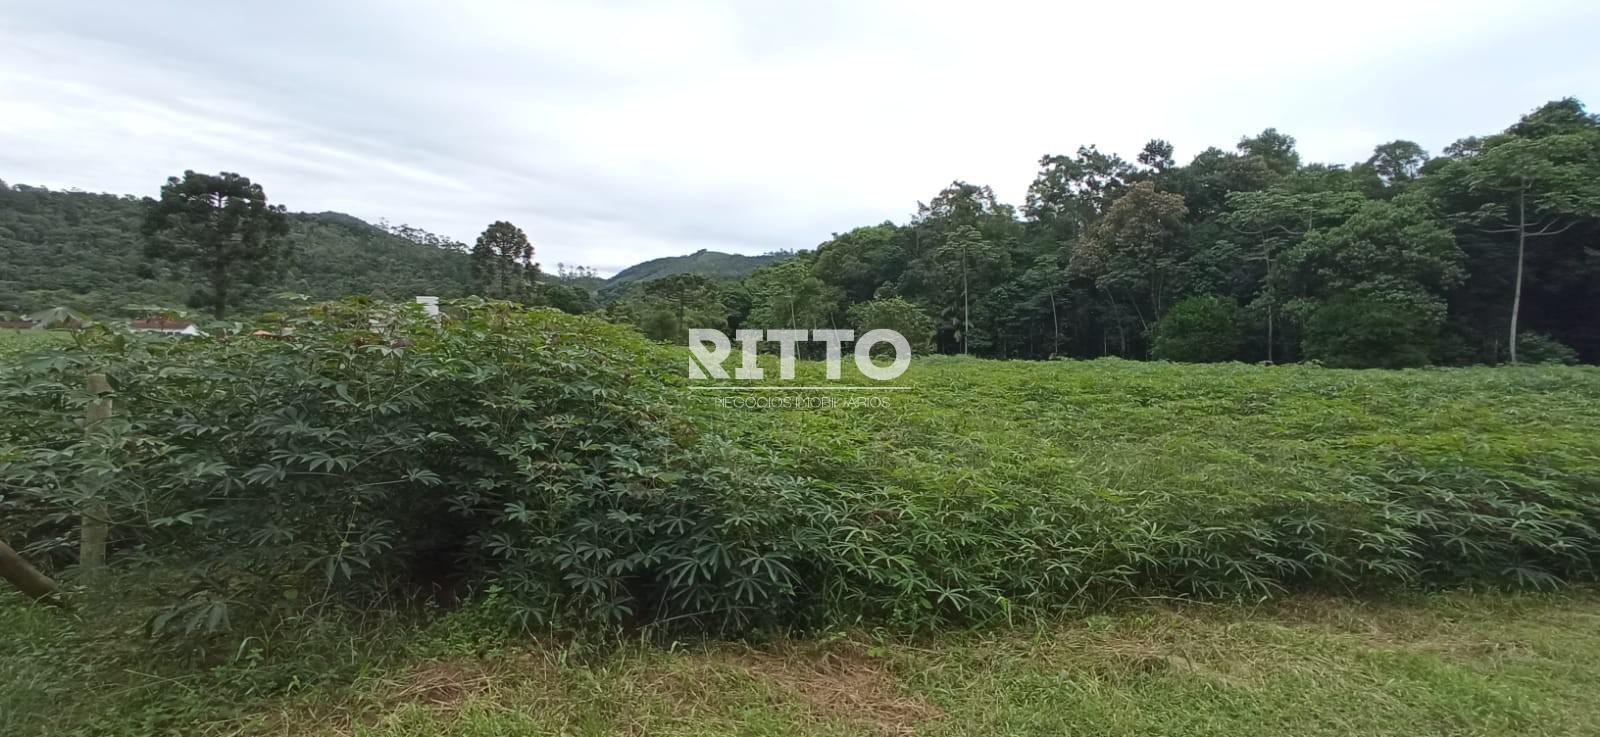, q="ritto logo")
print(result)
[688,329,911,382]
